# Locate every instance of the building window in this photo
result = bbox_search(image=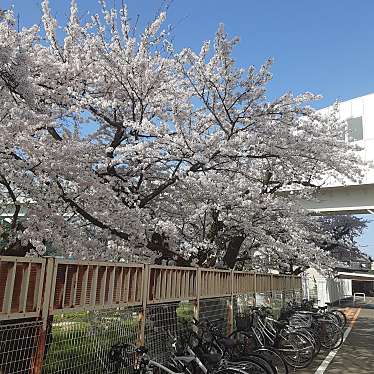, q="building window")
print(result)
[347,117,363,142]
